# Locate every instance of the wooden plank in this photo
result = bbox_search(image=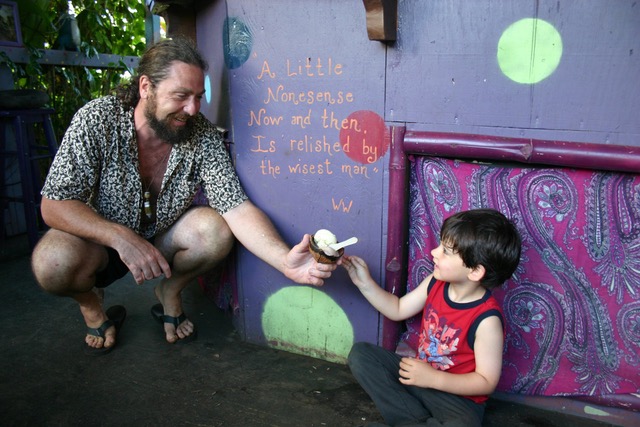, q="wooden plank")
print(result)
[0,47,139,69]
